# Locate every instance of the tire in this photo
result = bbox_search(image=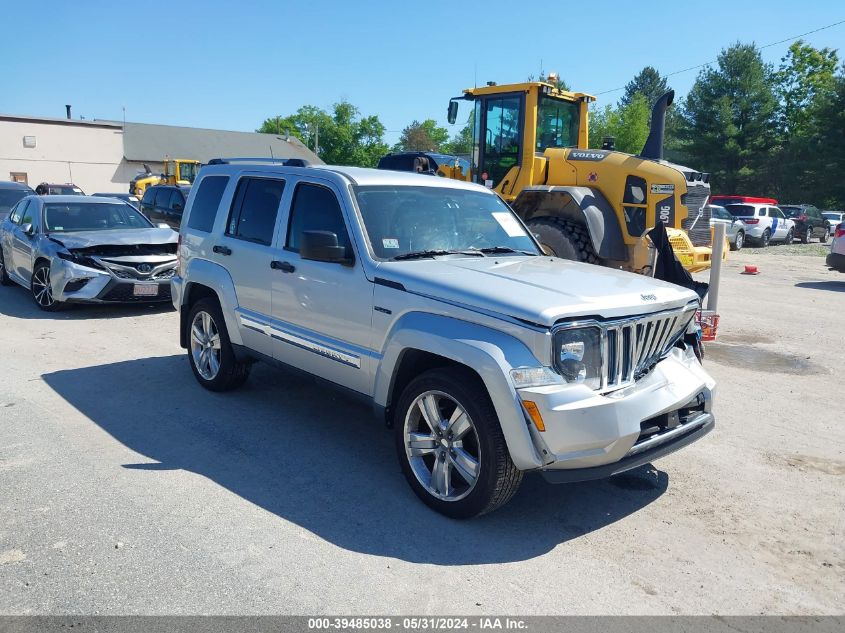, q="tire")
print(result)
[821,227,830,244]
[527,217,599,264]
[784,229,794,245]
[0,247,11,286]
[801,227,812,244]
[394,367,522,518]
[730,231,744,251]
[759,229,771,247]
[186,297,251,392]
[31,261,63,311]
